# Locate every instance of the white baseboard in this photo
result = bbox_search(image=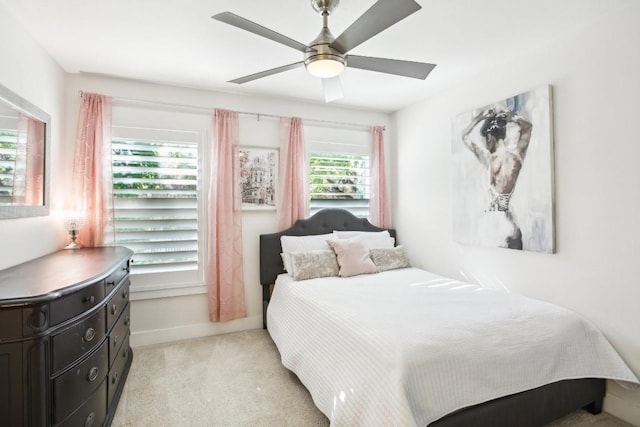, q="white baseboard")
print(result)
[129,315,263,347]
[604,389,640,426]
